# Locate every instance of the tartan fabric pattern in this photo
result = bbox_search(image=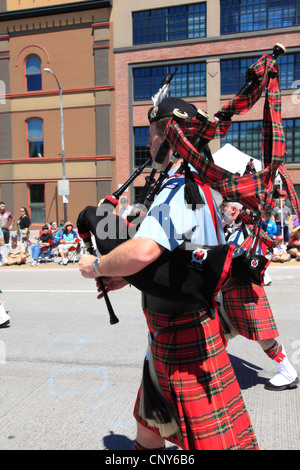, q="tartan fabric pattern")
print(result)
[264,340,283,362]
[163,50,300,253]
[134,308,259,450]
[222,284,279,341]
[163,52,289,218]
